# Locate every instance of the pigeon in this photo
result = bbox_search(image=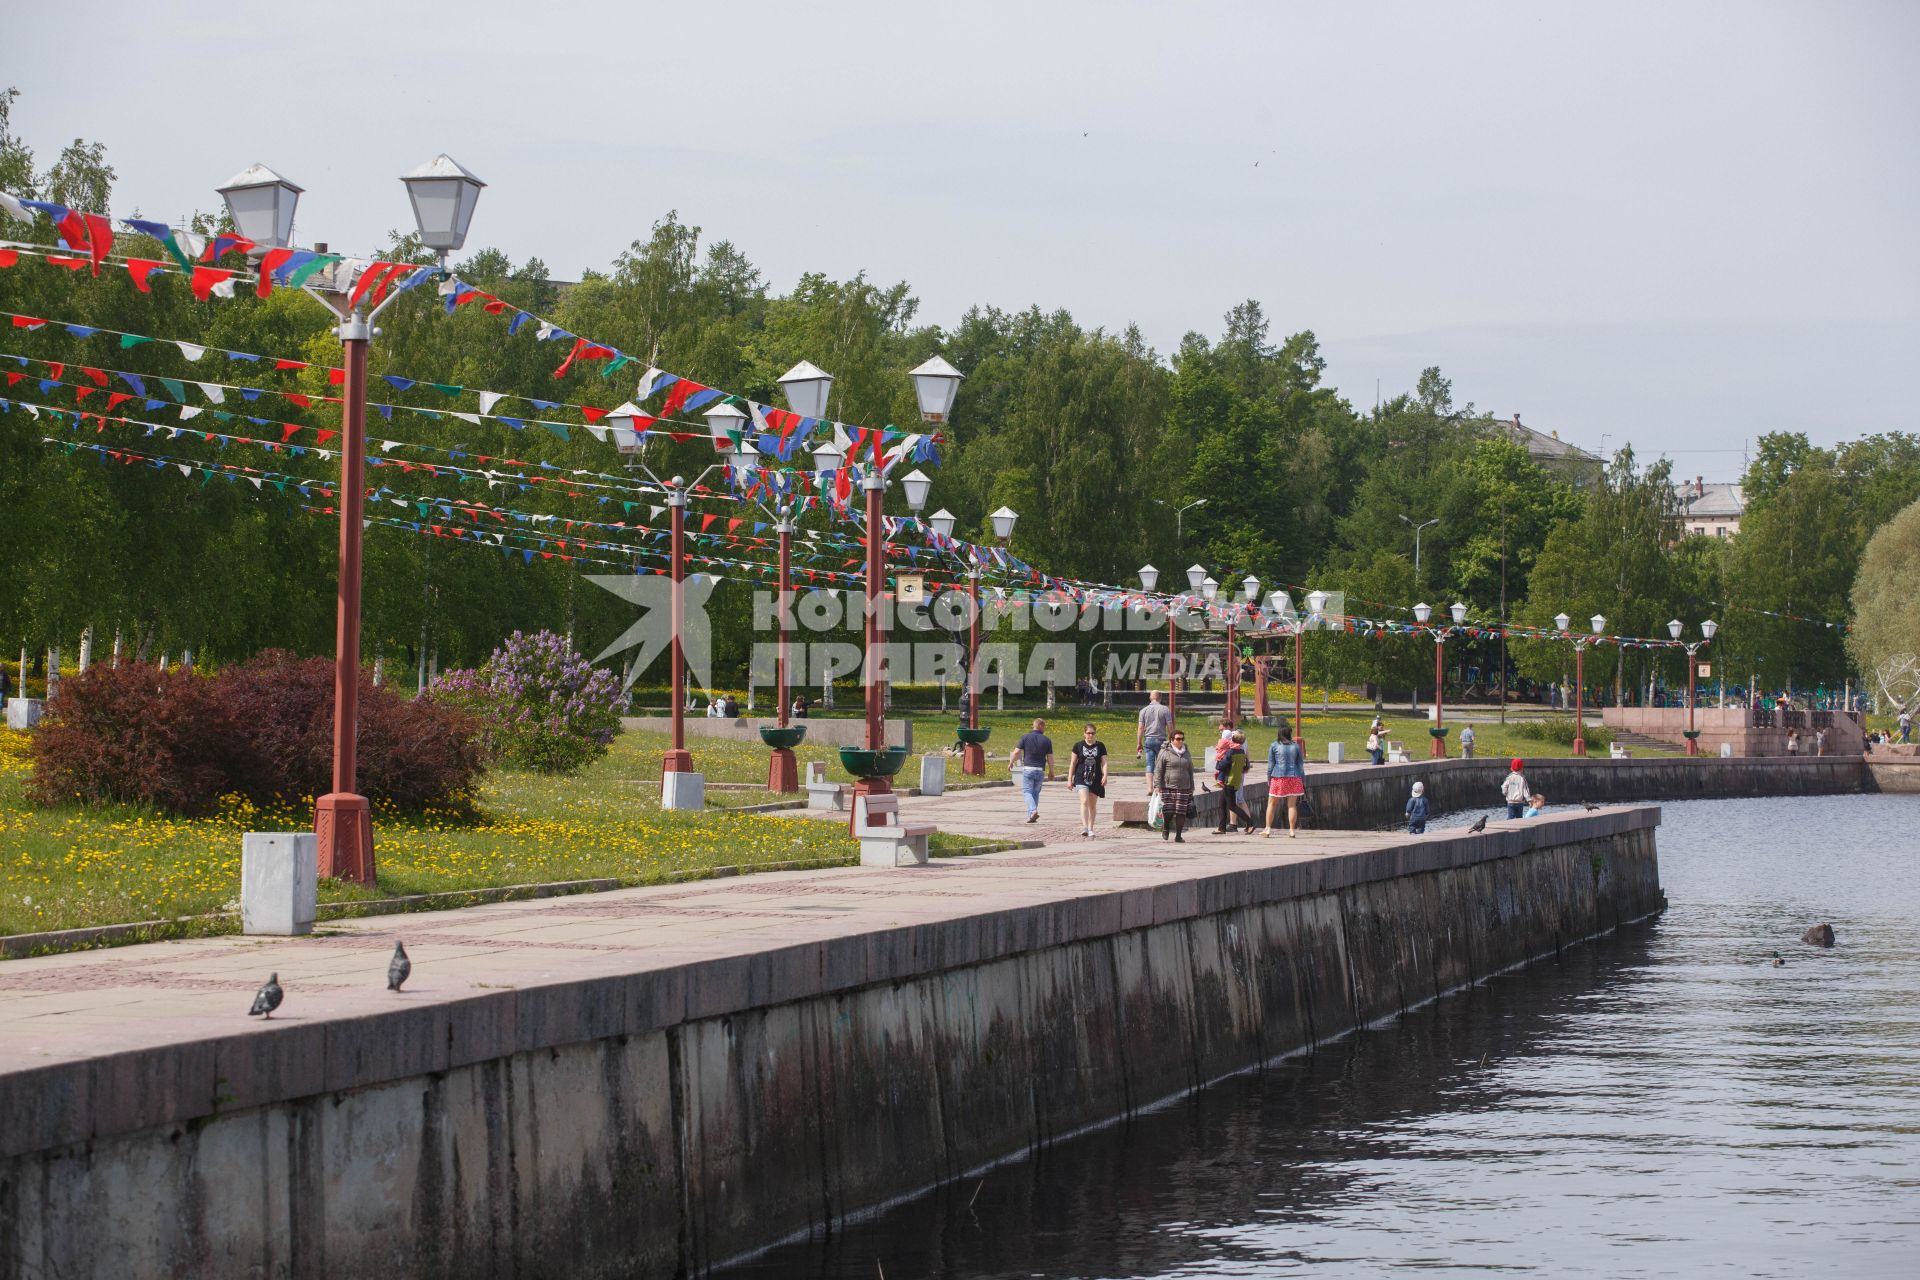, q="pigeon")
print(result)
[1583,801,1601,811]
[248,973,283,1018]
[1466,814,1488,834]
[387,941,411,991]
